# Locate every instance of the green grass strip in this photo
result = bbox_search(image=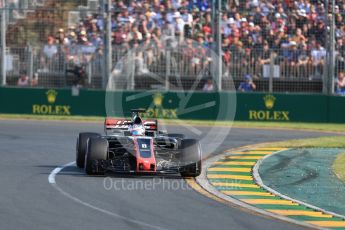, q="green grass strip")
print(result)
[332,152,345,183]
[265,136,345,148]
[2,114,345,133]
